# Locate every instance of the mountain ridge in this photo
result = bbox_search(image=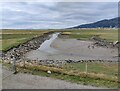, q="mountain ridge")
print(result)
[70,17,119,29]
